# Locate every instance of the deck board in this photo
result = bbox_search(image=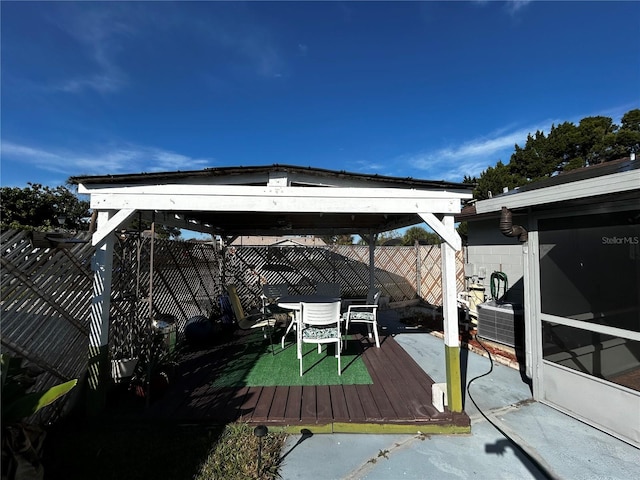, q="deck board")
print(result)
[300,386,318,423]
[316,386,333,423]
[328,385,350,422]
[253,386,276,420]
[137,328,470,433]
[363,347,411,420]
[374,338,435,419]
[343,385,366,422]
[269,386,289,421]
[284,386,302,422]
